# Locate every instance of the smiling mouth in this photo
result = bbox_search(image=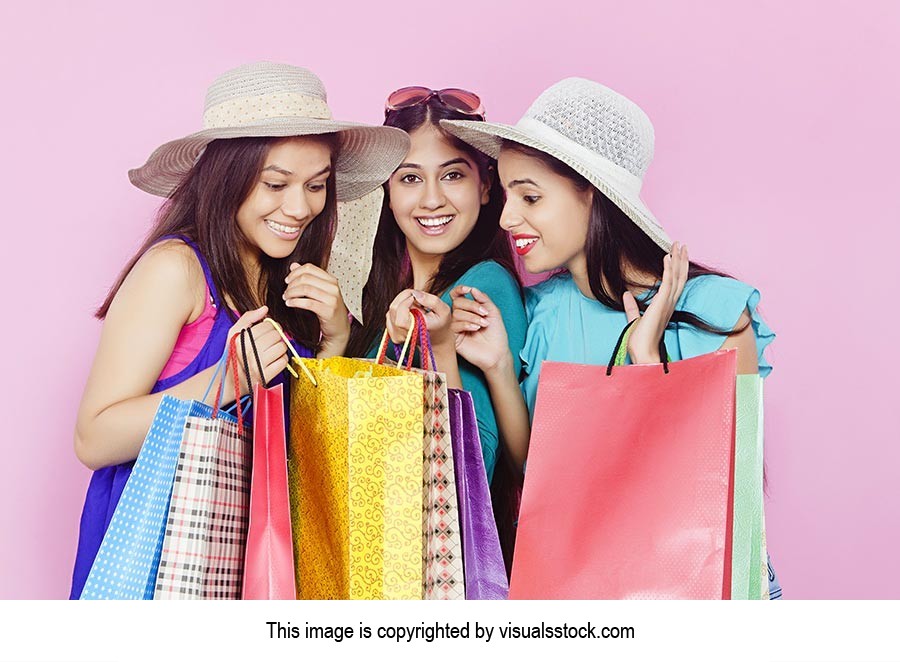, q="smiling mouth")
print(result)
[513,235,539,256]
[265,219,301,237]
[416,215,454,228]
